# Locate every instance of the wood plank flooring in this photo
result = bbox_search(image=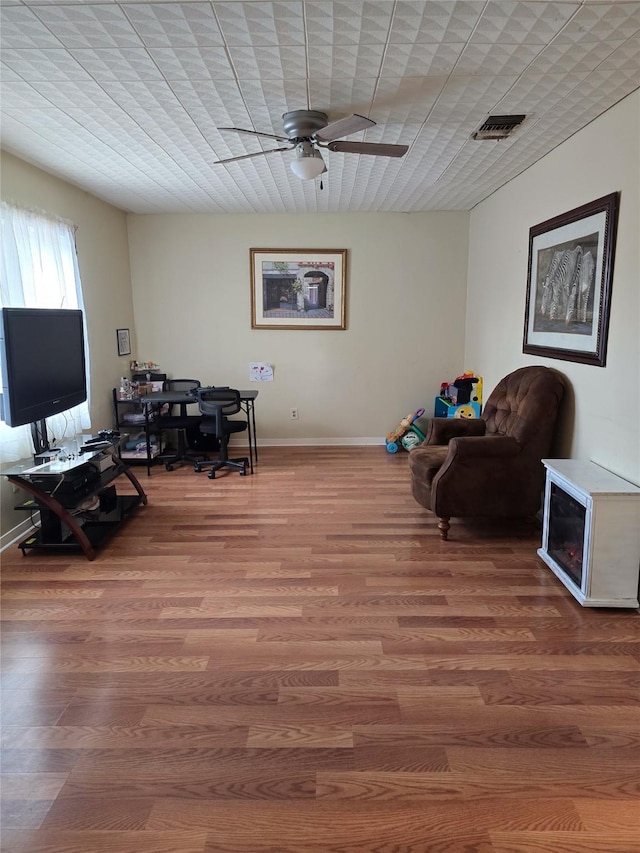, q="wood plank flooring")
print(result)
[1,446,639,852]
